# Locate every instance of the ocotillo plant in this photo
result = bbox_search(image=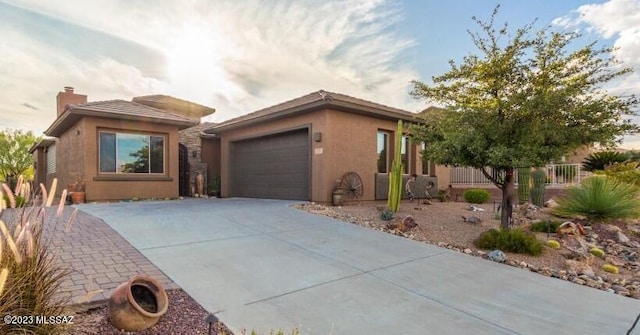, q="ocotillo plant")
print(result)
[517,167,531,204]
[531,168,546,207]
[387,120,403,212]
